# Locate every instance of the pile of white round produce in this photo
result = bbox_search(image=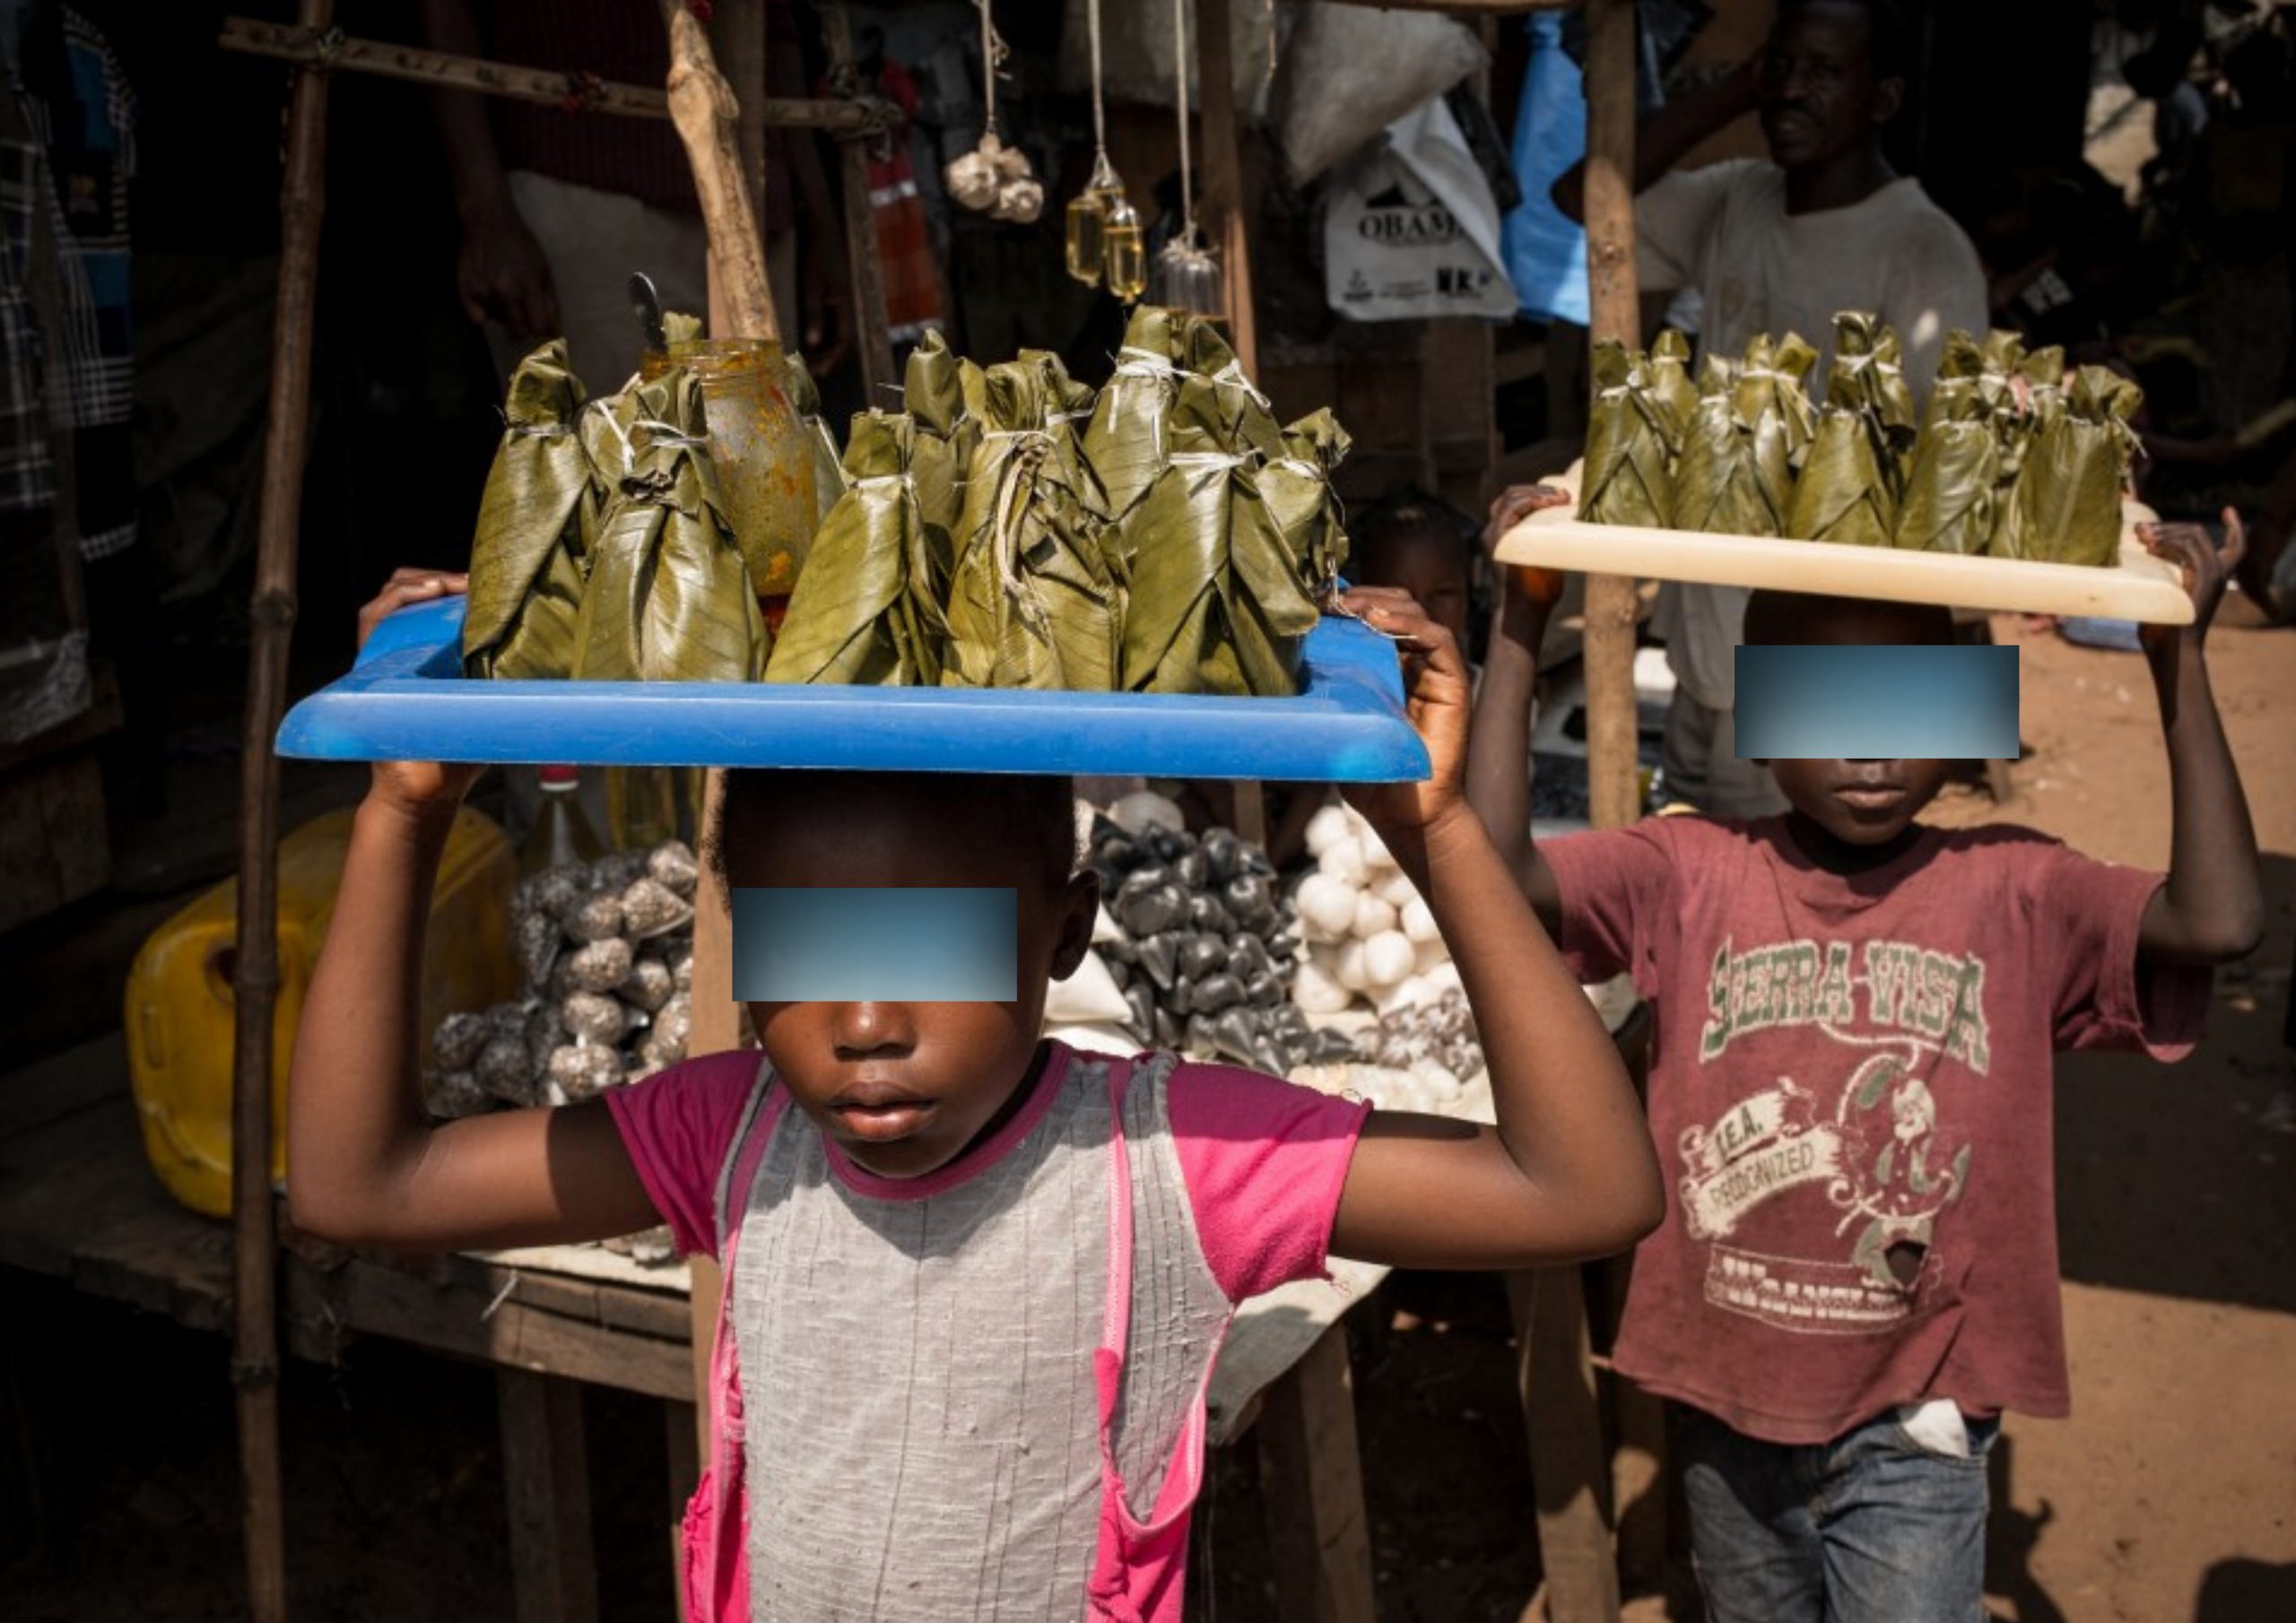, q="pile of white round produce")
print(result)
[1287,803,1460,1018]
